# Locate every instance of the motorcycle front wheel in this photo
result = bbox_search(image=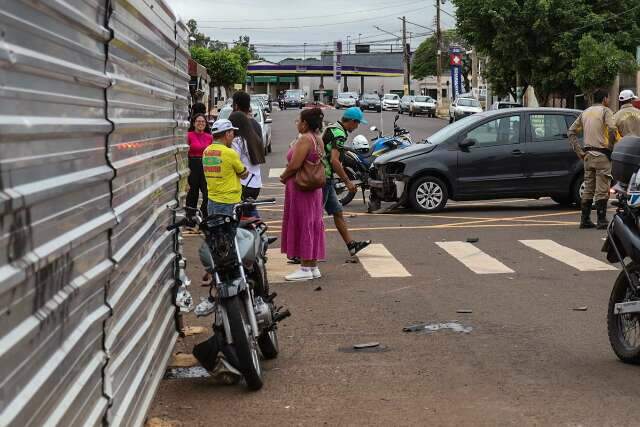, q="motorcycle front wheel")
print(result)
[336,166,359,206]
[608,263,640,364]
[226,295,264,390]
